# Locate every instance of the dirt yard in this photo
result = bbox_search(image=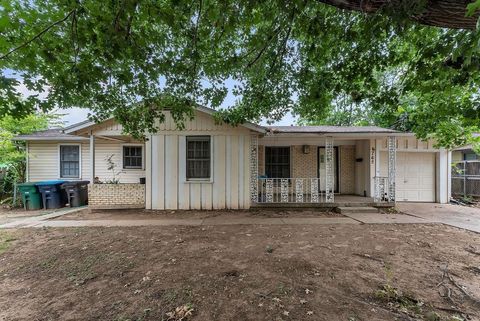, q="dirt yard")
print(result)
[1,224,479,321]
